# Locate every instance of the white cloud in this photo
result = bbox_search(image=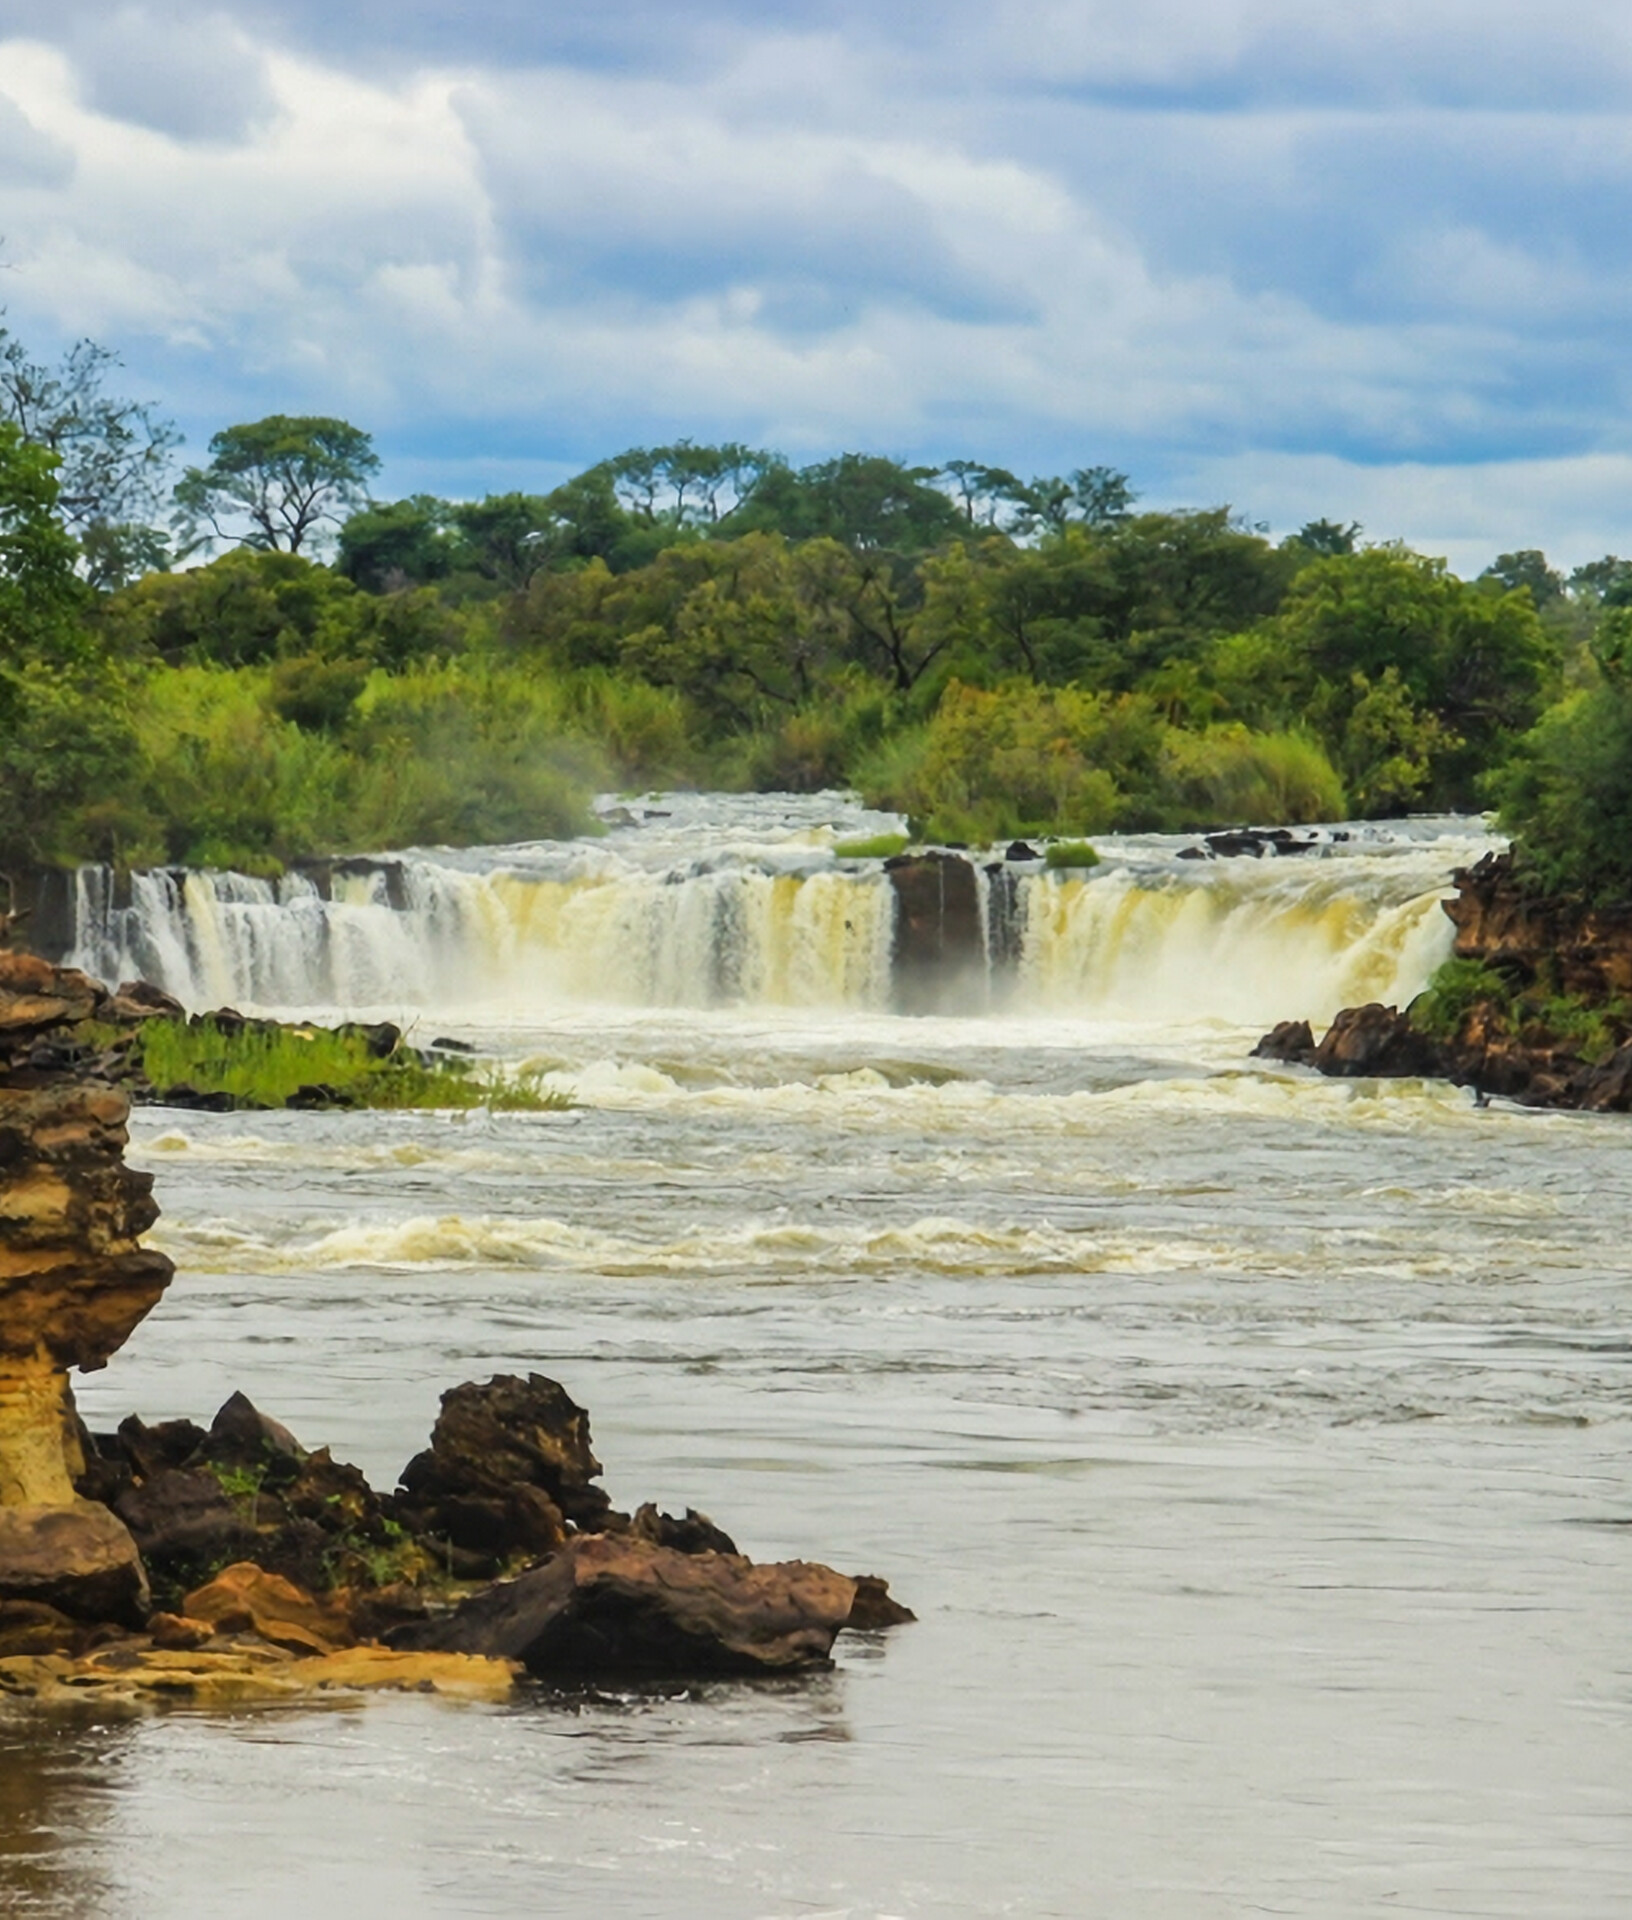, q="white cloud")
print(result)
[0,4,1627,568]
